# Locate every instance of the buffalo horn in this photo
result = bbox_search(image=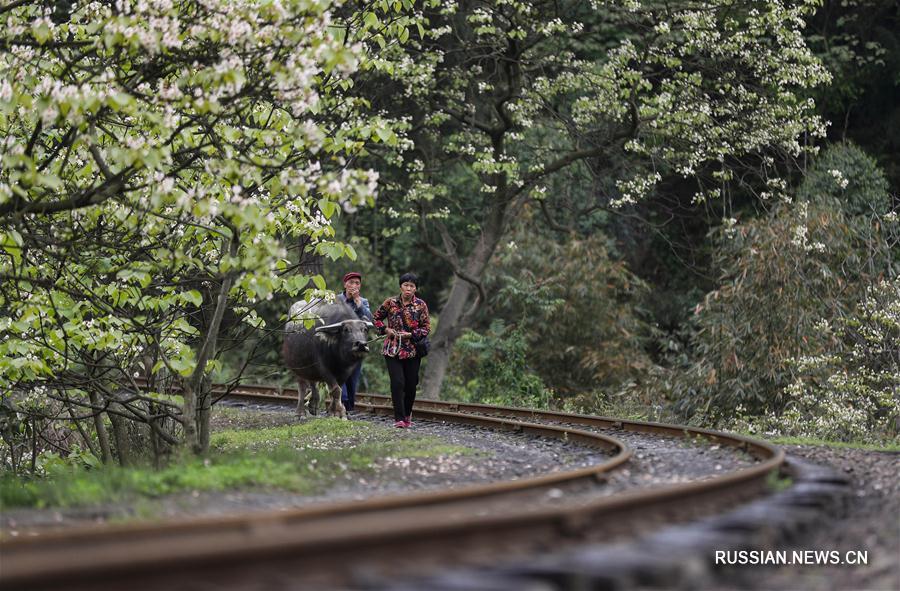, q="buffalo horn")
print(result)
[315,322,343,333]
